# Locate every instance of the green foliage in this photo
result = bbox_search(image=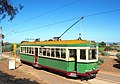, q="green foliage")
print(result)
[116,53,120,61]
[104,46,112,51]
[0,0,23,21]
[99,41,106,47]
[101,51,110,56]
[99,47,105,52]
[98,57,104,65]
[2,44,13,52]
[2,43,20,53]
[112,43,118,46]
[117,47,120,52]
